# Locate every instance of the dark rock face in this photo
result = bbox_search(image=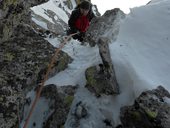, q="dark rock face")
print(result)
[85,8,125,47]
[120,86,170,128]
[85,37,119,96]
[41,84,77,128]
[85,65,116,97]
[0,24,72,127]
[0,0,73,126]
[0,0,48,42]
[98,37,119,94]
